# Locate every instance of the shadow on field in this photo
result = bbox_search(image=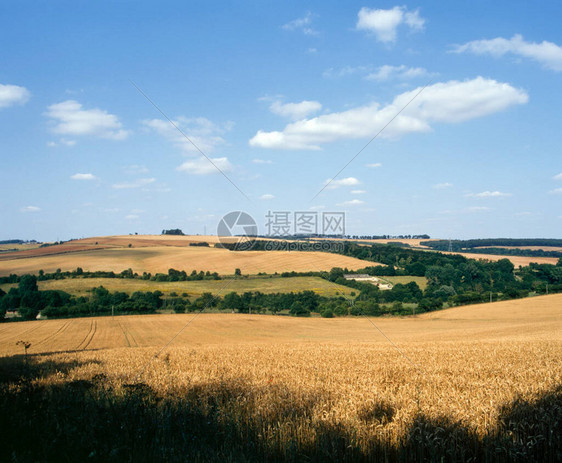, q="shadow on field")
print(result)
[0,354,102,385]
[0,356,560,462]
